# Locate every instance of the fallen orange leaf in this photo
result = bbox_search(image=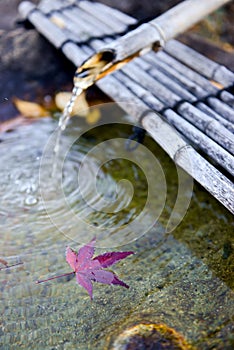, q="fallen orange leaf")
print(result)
[13,98,48,118]
[55,91,89,117]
